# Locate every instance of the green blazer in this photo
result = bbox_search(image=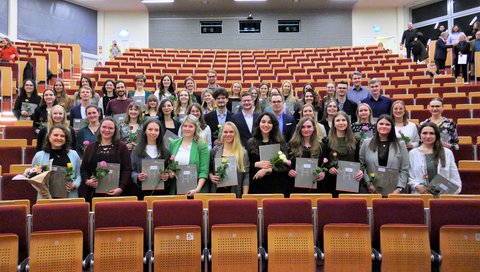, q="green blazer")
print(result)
[170,138,210,193]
